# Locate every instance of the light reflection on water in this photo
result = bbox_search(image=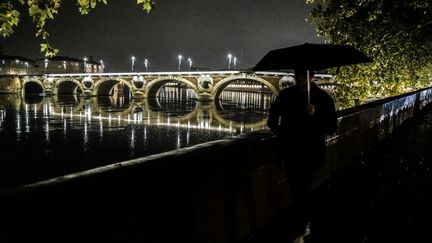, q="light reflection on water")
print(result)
[0,89,274,189]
